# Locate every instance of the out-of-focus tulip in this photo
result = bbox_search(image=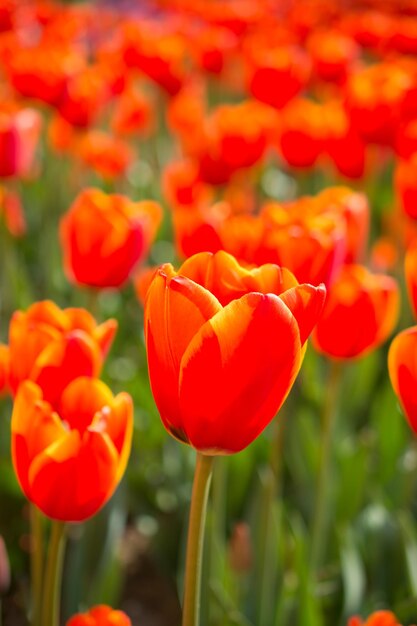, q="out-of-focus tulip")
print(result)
[395,155,417,219]
[405,244,417,319]
[278,98,325,169]
[12,377,133,522]
[307,29,359,84]
[0,187,26,236]
[348,611,409,626]
[248,45,310,110]
[323,100,367,179]
[345,62,413,146]
[314,264,399,359]
[0,346,9,396]
[6,300,117,407]
[196,100,274,185]
[5,44,84,106]
[0,108,42,178]
[395,119,417,159]
[389,326,417,434]
[145,251,325,454]
[122,24,185,96]
[317,187,370,264]
[370,237,398,273]
[76,130,134,180]
[111,84,154,137]
[258,198,346,287]
[163,159,212,210]
[56,65,111,128]
[60,188,162,289]
[67,605,131,626]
